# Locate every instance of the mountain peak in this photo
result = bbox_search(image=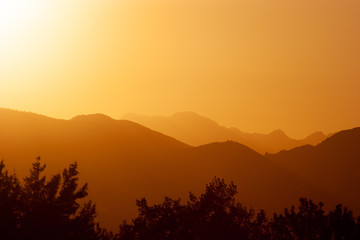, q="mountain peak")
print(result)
[170,111,221,127]
[71,114,115,122]
[307,131,325,137]
[269,129,286,136]
[171,111,201,118]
